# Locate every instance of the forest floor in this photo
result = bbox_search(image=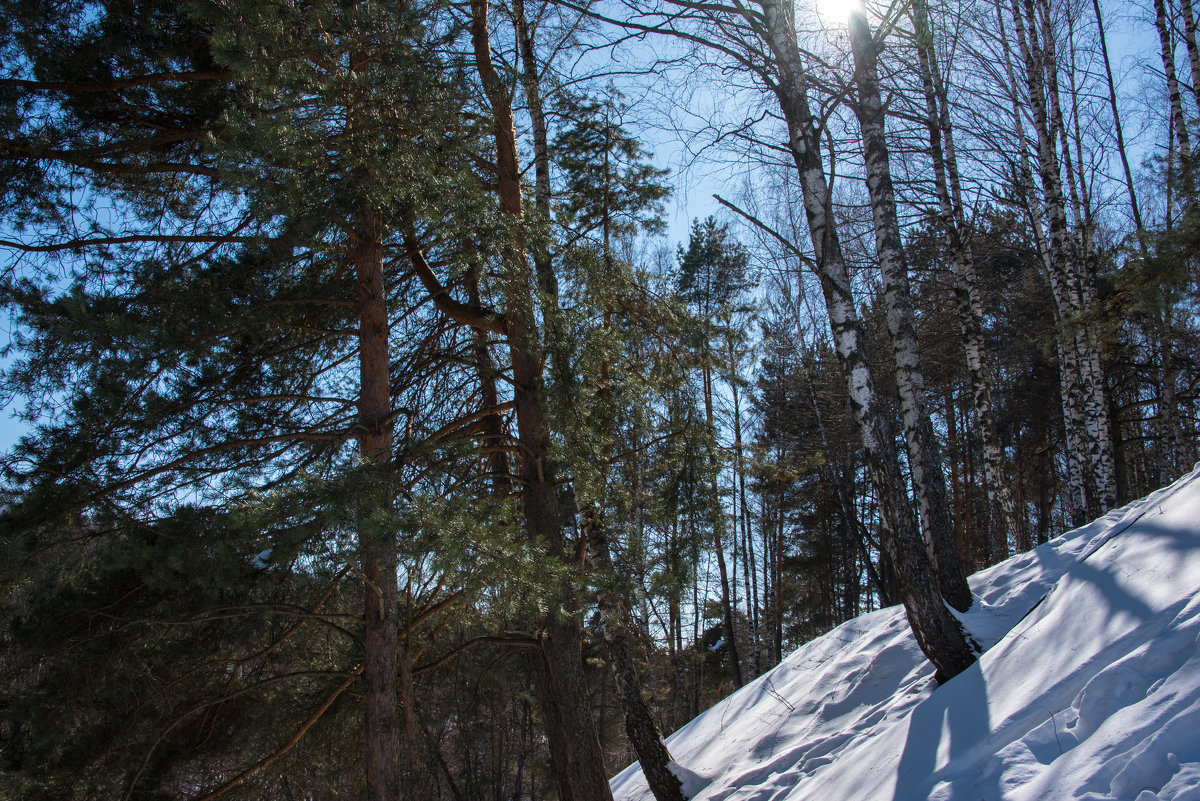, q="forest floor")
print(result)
[611,465,1200,801]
